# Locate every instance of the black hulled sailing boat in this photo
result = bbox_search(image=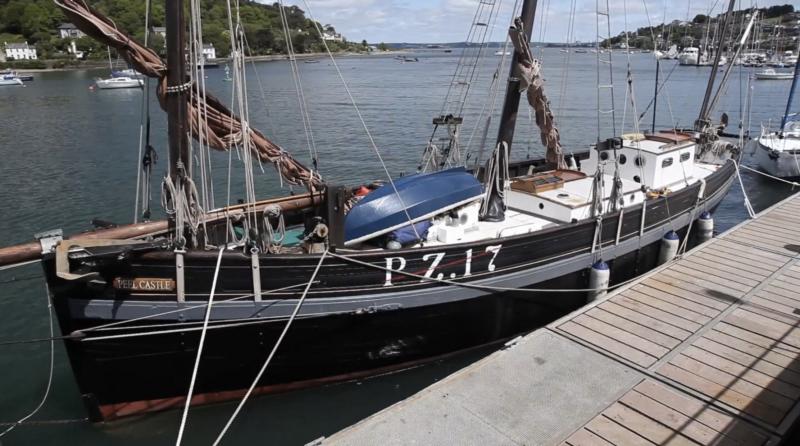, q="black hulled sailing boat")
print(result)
[0,0,743,421]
